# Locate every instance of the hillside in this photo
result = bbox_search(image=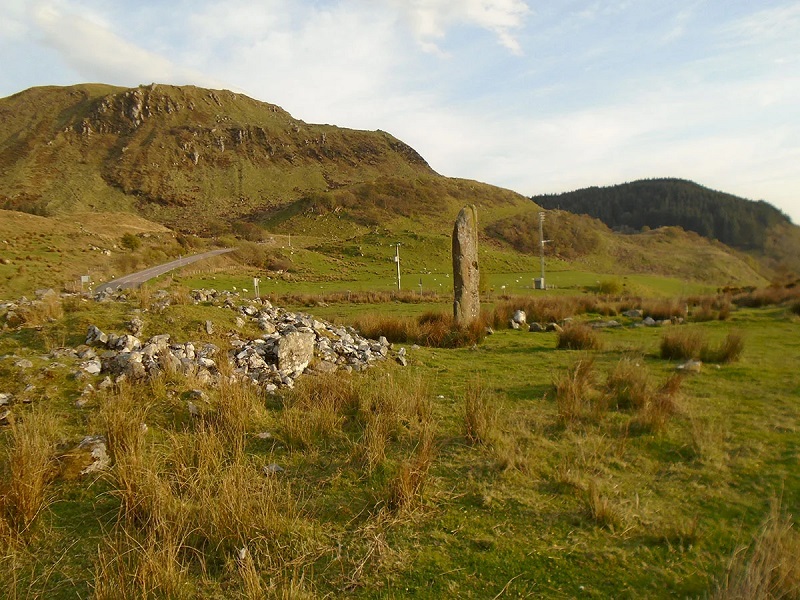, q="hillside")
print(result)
[0,84,436,231]
[0,84,779,290]
[533,179,800,275]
